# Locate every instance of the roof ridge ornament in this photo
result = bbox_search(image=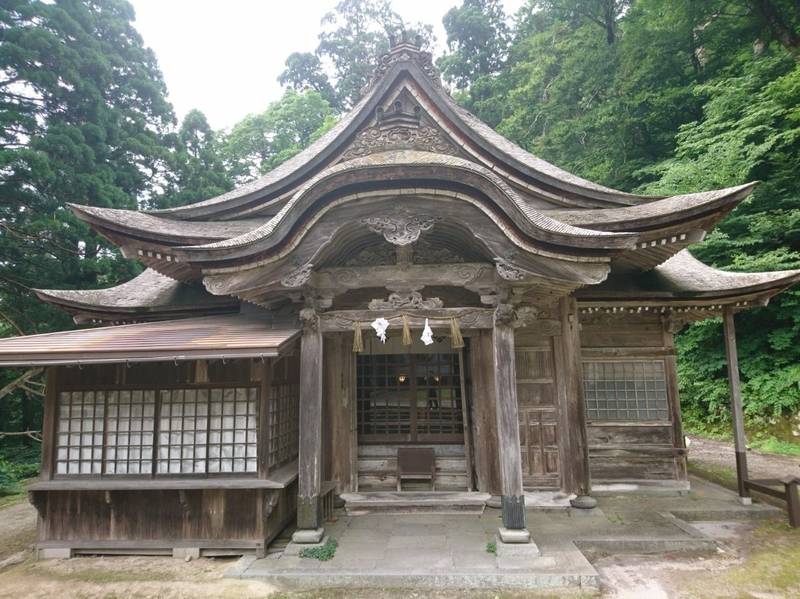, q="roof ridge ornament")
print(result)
[363,31,443,96]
